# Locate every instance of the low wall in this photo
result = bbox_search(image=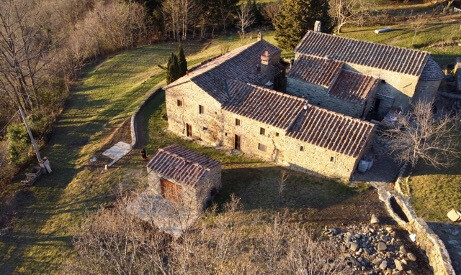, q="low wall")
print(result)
[131,88,163,148]
[373,183,455,275]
